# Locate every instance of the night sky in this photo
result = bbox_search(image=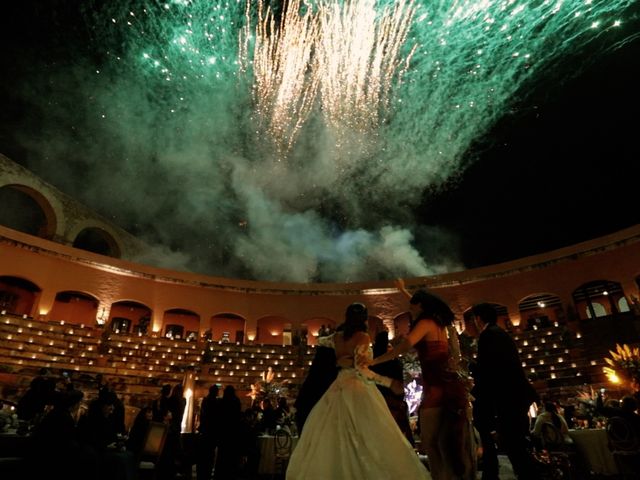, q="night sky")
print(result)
[1,1,639,278]
[419,36,640,268]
